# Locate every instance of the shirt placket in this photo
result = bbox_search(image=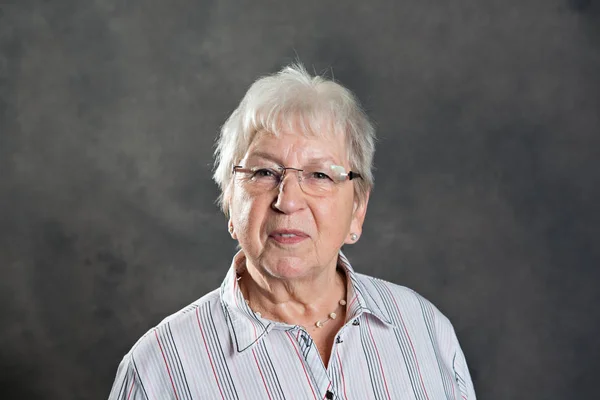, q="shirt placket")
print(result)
[292,318,362,400]
[291,326,338,400]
